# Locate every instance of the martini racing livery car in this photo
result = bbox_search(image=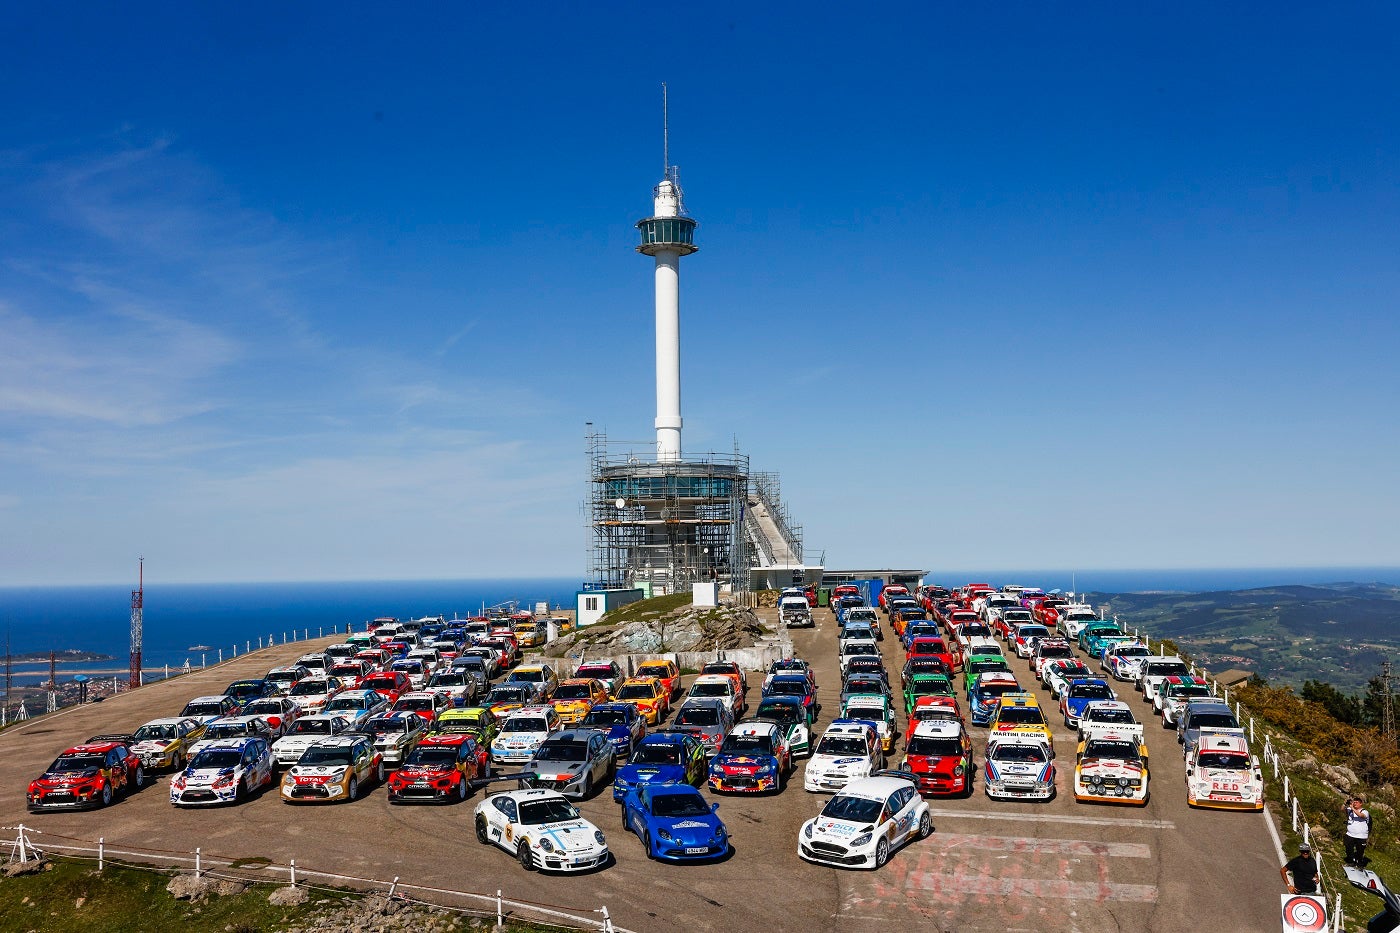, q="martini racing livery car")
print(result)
[984,735,1055,801]
[473,788,610,872]
[613,731,707,801]
[798,772,932,869]
[709,721,791,793]
[170,737,274,806]
[622,782,729,862]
